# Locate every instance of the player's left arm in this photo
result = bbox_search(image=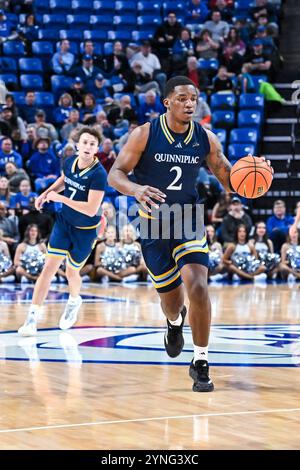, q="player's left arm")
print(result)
[205,130,233,193]
[46,189,105,217]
